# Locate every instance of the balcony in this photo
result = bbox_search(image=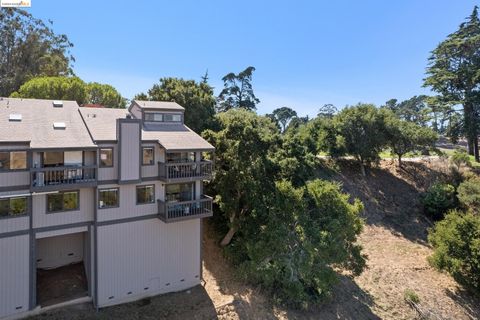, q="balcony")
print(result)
[157,195,213,223]
[158,160,213,183]
[31,165,97,191]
